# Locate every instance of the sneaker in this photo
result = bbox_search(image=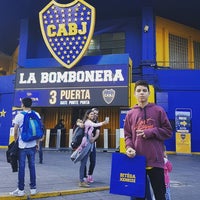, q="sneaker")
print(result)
[87,175,94,183]
[30,188,37,195]
[83,177,87,182]
[10,188,25,196]
[79,181,90,188]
